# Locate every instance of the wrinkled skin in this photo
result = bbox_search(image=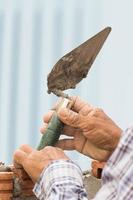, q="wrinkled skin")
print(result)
[41,96,122,161]
[13,145,69,182]
[14,96,122,182]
